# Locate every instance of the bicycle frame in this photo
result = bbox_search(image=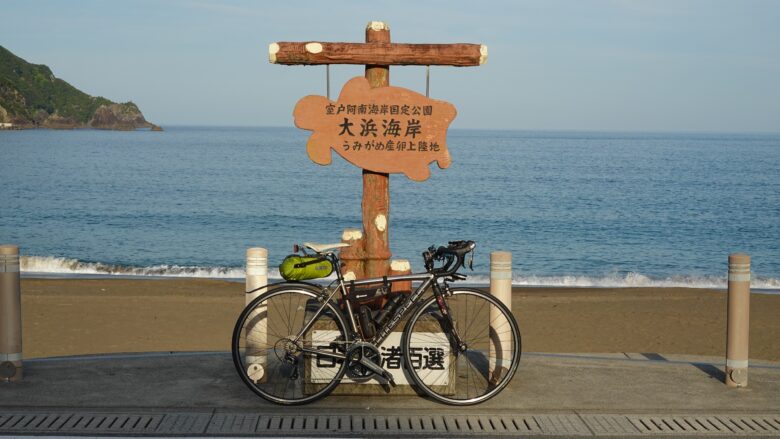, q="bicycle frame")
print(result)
[345,272,436,345]
[290,252,459,361]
